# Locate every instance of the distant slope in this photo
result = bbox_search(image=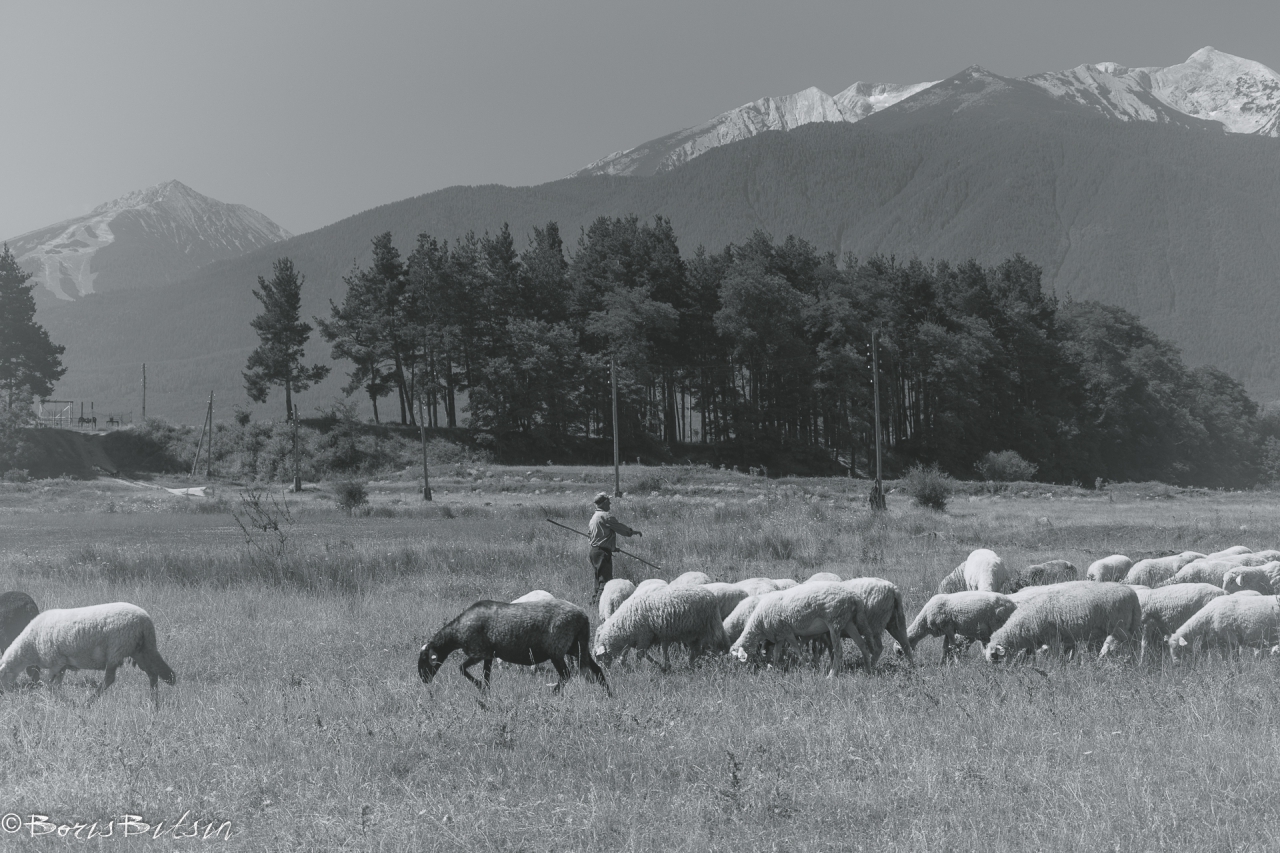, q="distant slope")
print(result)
[37,66,1280,422]
[7,180,291,306]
